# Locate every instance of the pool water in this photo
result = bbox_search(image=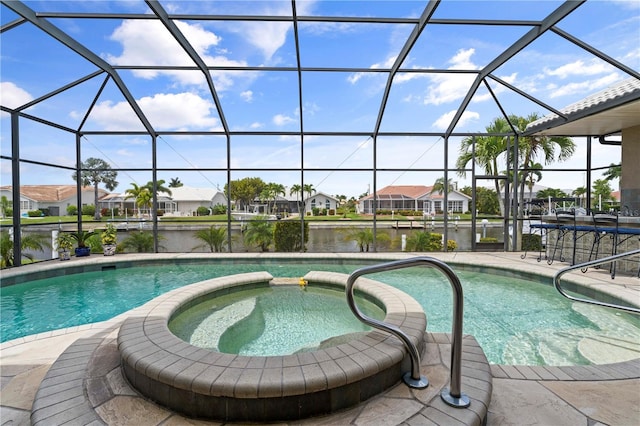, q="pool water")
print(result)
[2,261,639,365]
[169,286,385,356]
